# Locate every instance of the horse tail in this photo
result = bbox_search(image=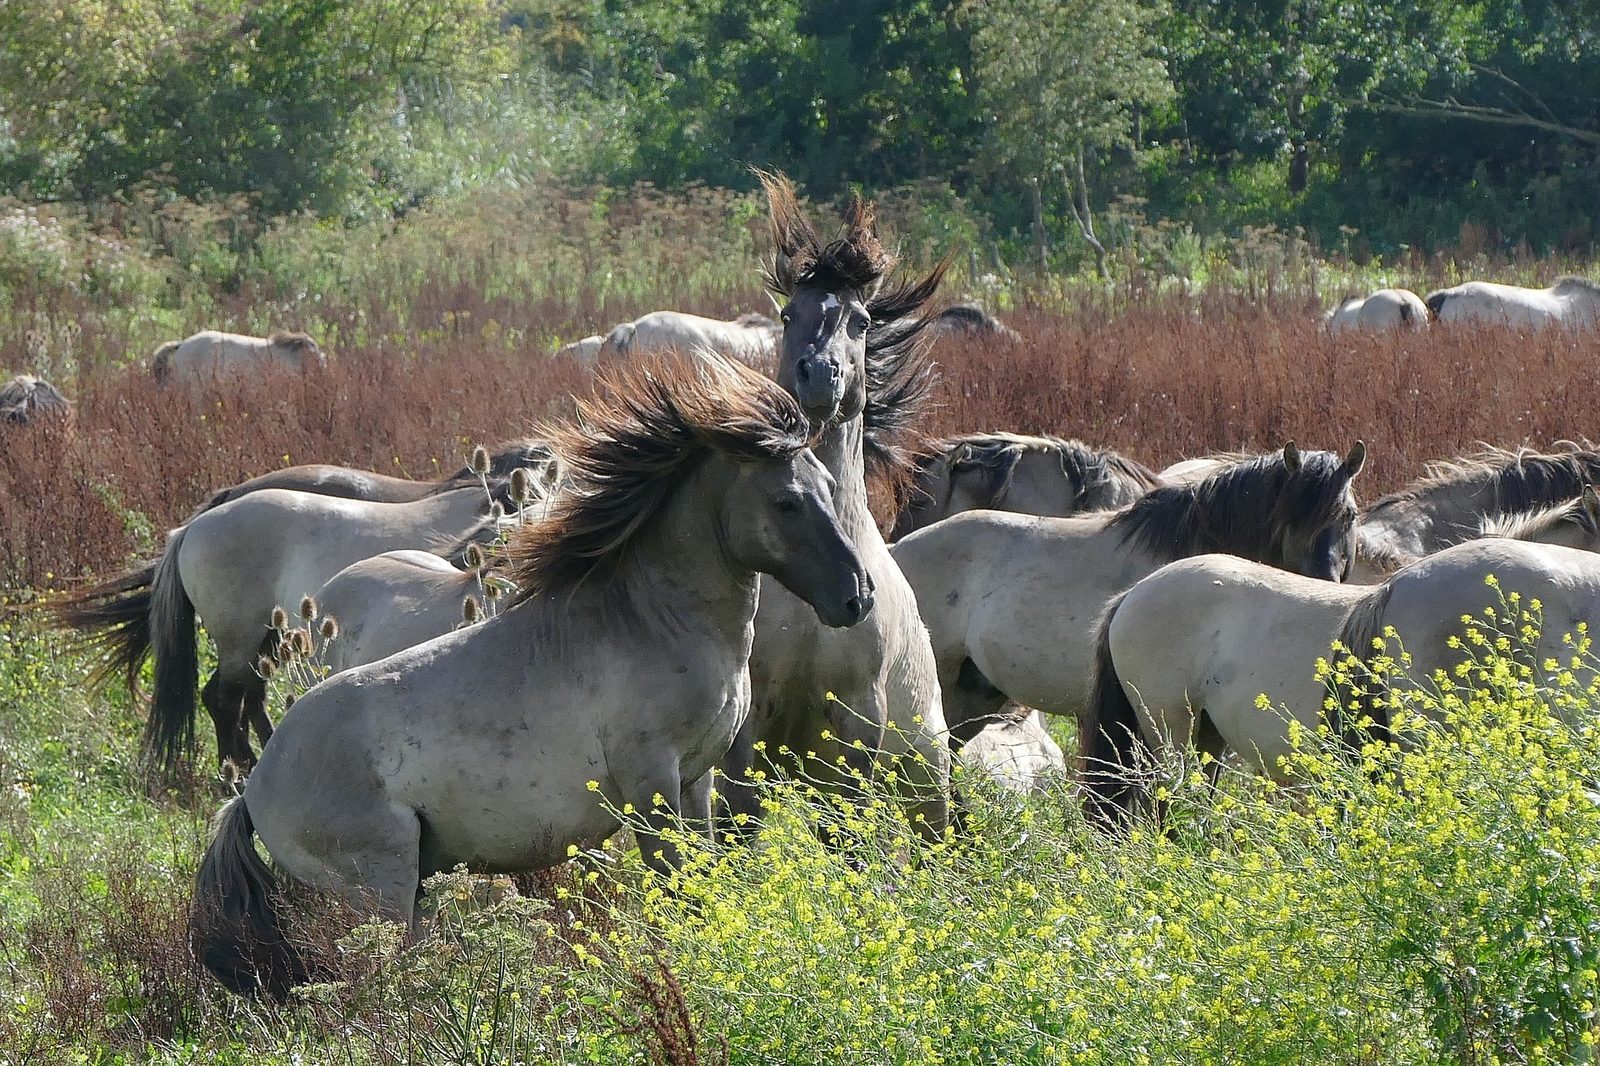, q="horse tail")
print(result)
[1079,589,1144,828]
[1398,300,1416,327]
[191,795,307,1000]
[144,527,199,777]
[50,558,158,695]
[1424,290,1449,321]
[1330,585,1395,752]
[150,341,180,383]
